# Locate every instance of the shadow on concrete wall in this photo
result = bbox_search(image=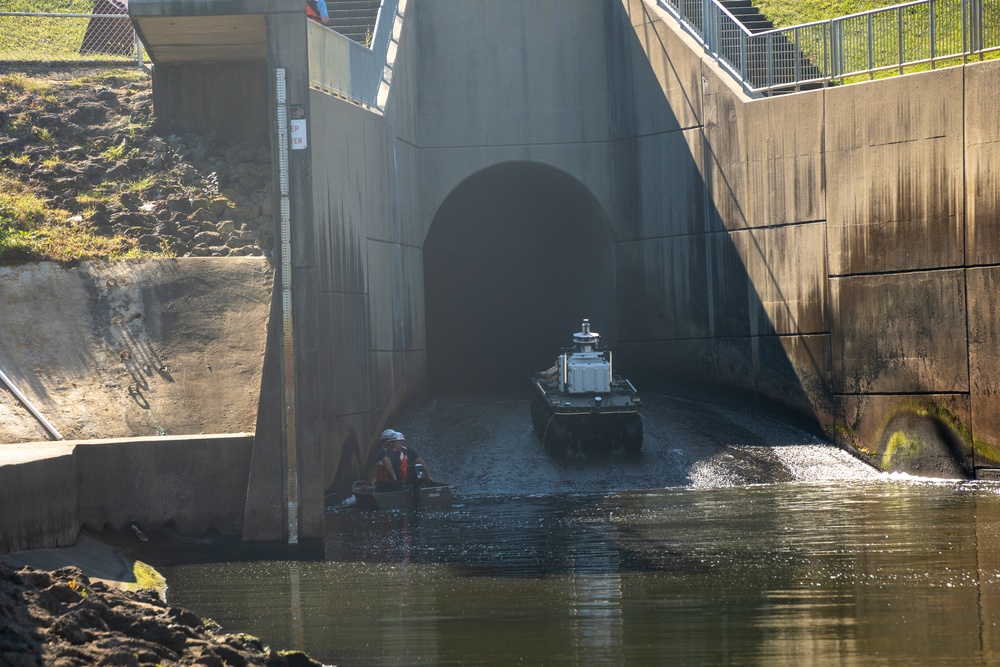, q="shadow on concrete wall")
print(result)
[424,161,616,392]
[611,1,828,434]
